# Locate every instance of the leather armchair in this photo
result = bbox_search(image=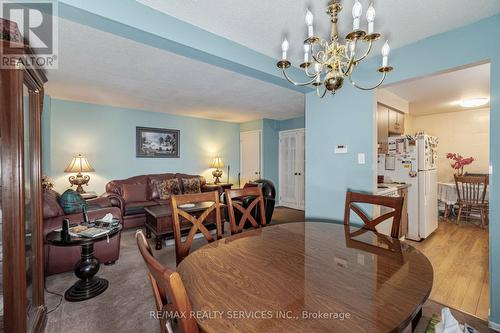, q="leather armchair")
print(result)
[231,180,276,227]
[43,189,123,275]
